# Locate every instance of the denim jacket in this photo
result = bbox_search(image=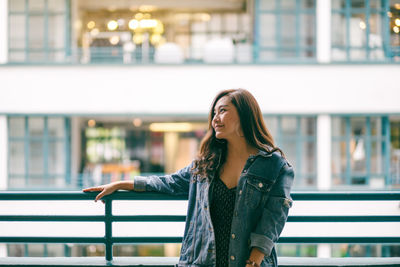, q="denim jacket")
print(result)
[134,150,294,267]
